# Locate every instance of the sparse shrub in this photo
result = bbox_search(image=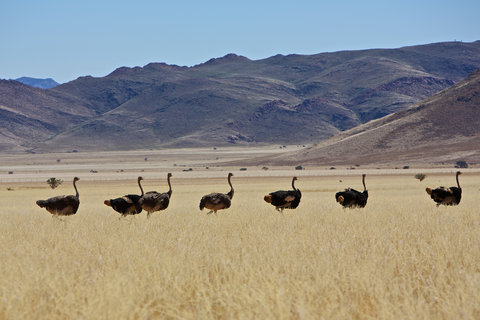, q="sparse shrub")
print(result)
[455,160,468,168]
[8,171,13,174]
[415,173,426,181]
[329,167,336,170]
[403,166,410,169]
[295,165,304,170]
[56,159,61,163]
[240,168,247,171]
[262,166,269,170]
[46,177,63,189]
